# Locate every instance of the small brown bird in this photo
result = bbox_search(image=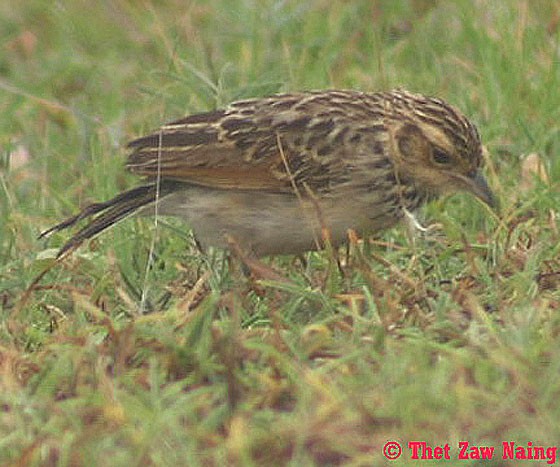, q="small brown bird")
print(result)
[41,89,495,257]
